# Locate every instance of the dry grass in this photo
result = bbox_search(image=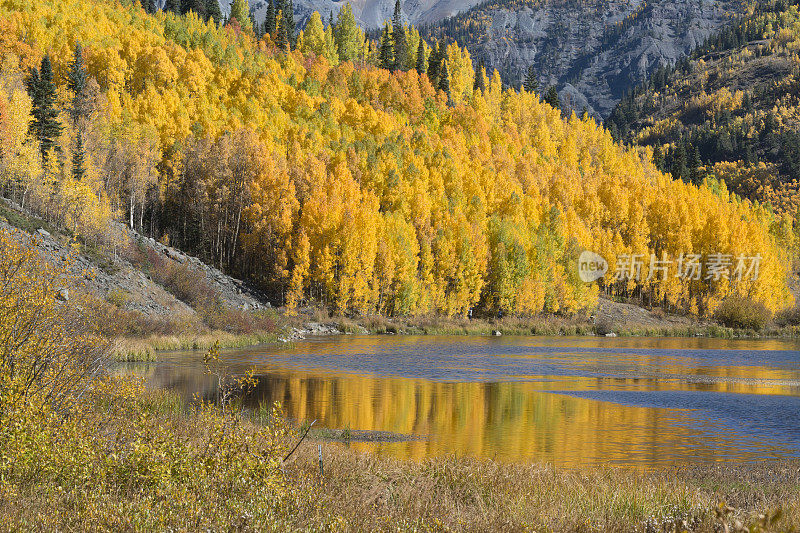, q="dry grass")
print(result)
[112,330,282,361]
[284,444,800,532]
[326,312,790,339]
